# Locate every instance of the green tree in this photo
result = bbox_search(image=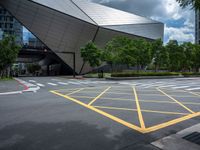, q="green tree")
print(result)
[180,42,195,71]
[132,38,152,71]
[151,39,169,71]
[176,0,200,10]
[192,44,200,72]
[166,40,184,71]
[80,41,102,74]
[0,35,21,78]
